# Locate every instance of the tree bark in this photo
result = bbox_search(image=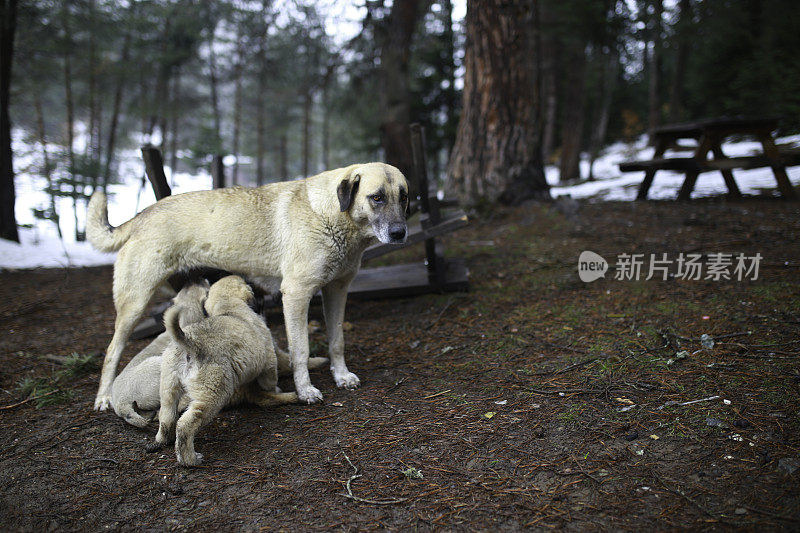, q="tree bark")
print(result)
[0,0,18,242]
[60,3,81,240]
[647,0,663,138]
[447,0,549,206]
[667,0,690,122]
[208,43,222,152]
[539,1,558,164]
[168,69,180,177]
[34,91,62,238]
[376,0,423,181]
[558,40,587,183]
[587,52,618,180]
[255,0,272,186]
[302,89,312,177]
[87,0,97,175]
[278,134,287,181]
[232,44,243,186]
[102,21,132,190]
